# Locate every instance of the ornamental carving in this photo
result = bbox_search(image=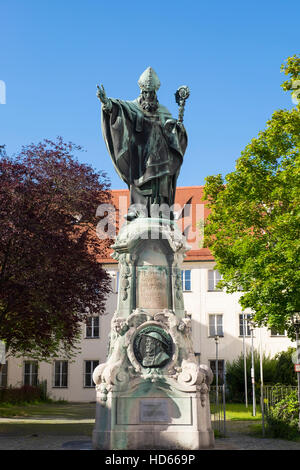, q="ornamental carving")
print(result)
[93,309,214,406]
